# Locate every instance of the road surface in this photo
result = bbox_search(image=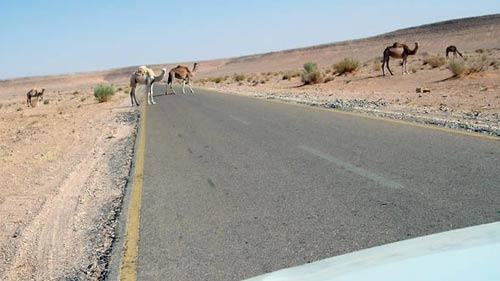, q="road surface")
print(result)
[111,87,500,280]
